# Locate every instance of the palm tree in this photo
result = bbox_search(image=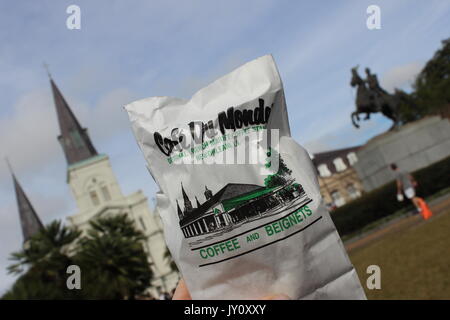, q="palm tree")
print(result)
[3,215,154,300]
[76,214,153,299]
[8,220,80,274]
[4,220,81,299]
